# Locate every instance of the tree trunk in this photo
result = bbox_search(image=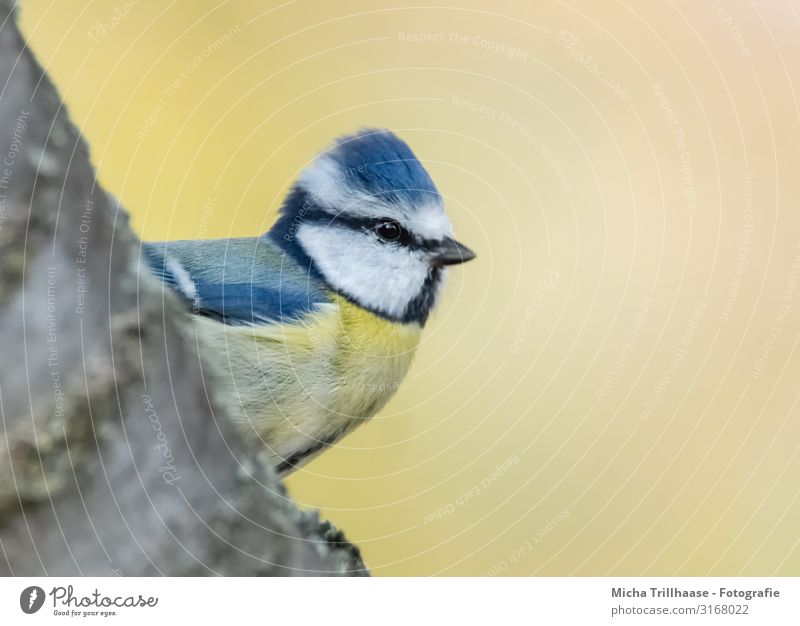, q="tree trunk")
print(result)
[0,1,366,576]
